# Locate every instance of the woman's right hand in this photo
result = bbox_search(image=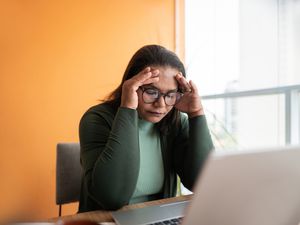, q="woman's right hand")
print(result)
[120,67,159,109]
